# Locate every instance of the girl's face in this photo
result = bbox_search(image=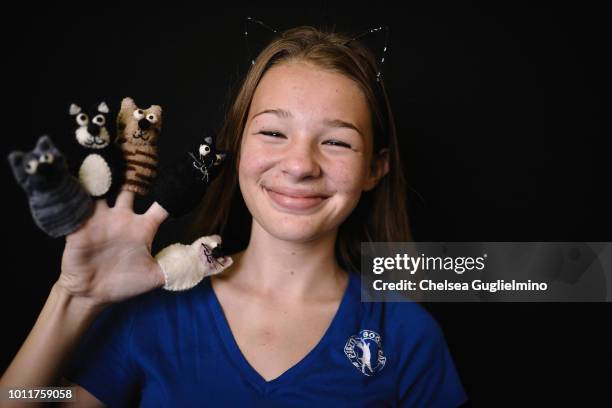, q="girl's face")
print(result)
[238,60,388,243]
